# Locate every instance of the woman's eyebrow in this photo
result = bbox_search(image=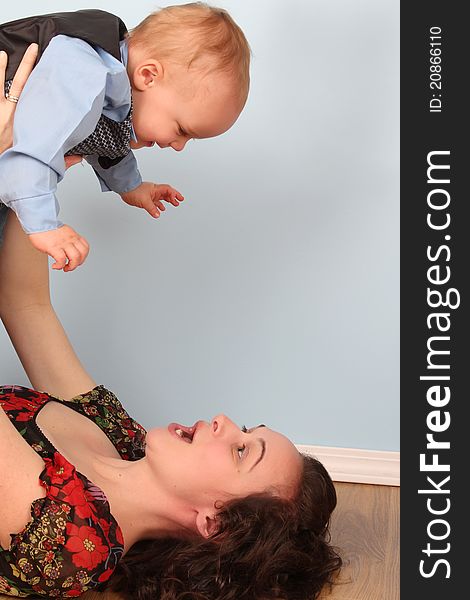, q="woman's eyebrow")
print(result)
[248,424,266,433]
[249,438,266,472]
